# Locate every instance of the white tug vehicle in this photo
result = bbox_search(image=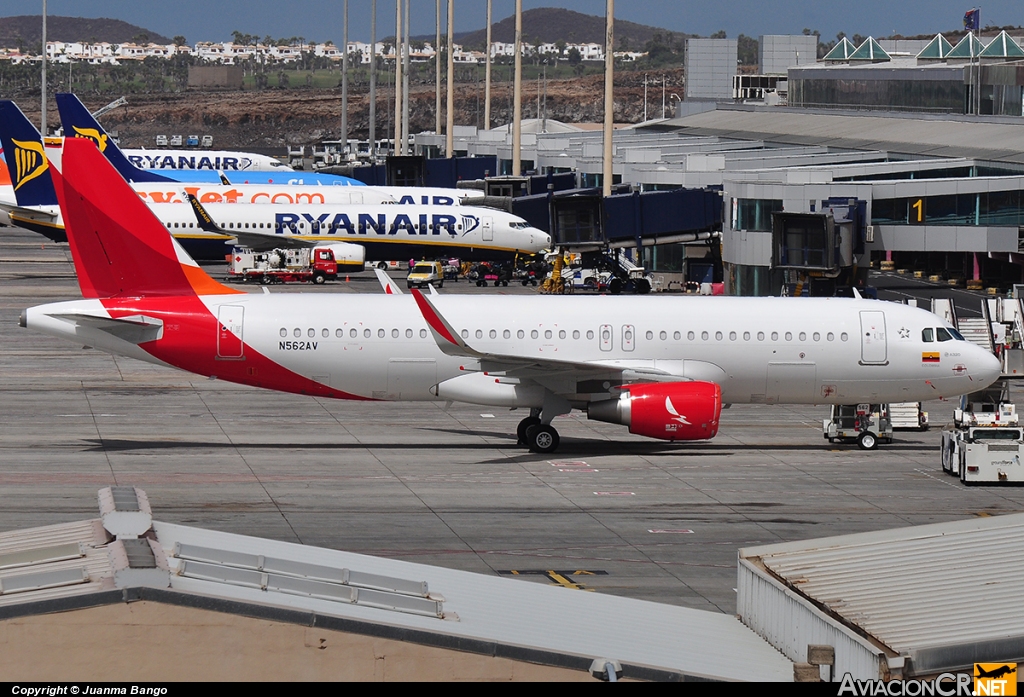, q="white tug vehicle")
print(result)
[941,381,1024,484]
